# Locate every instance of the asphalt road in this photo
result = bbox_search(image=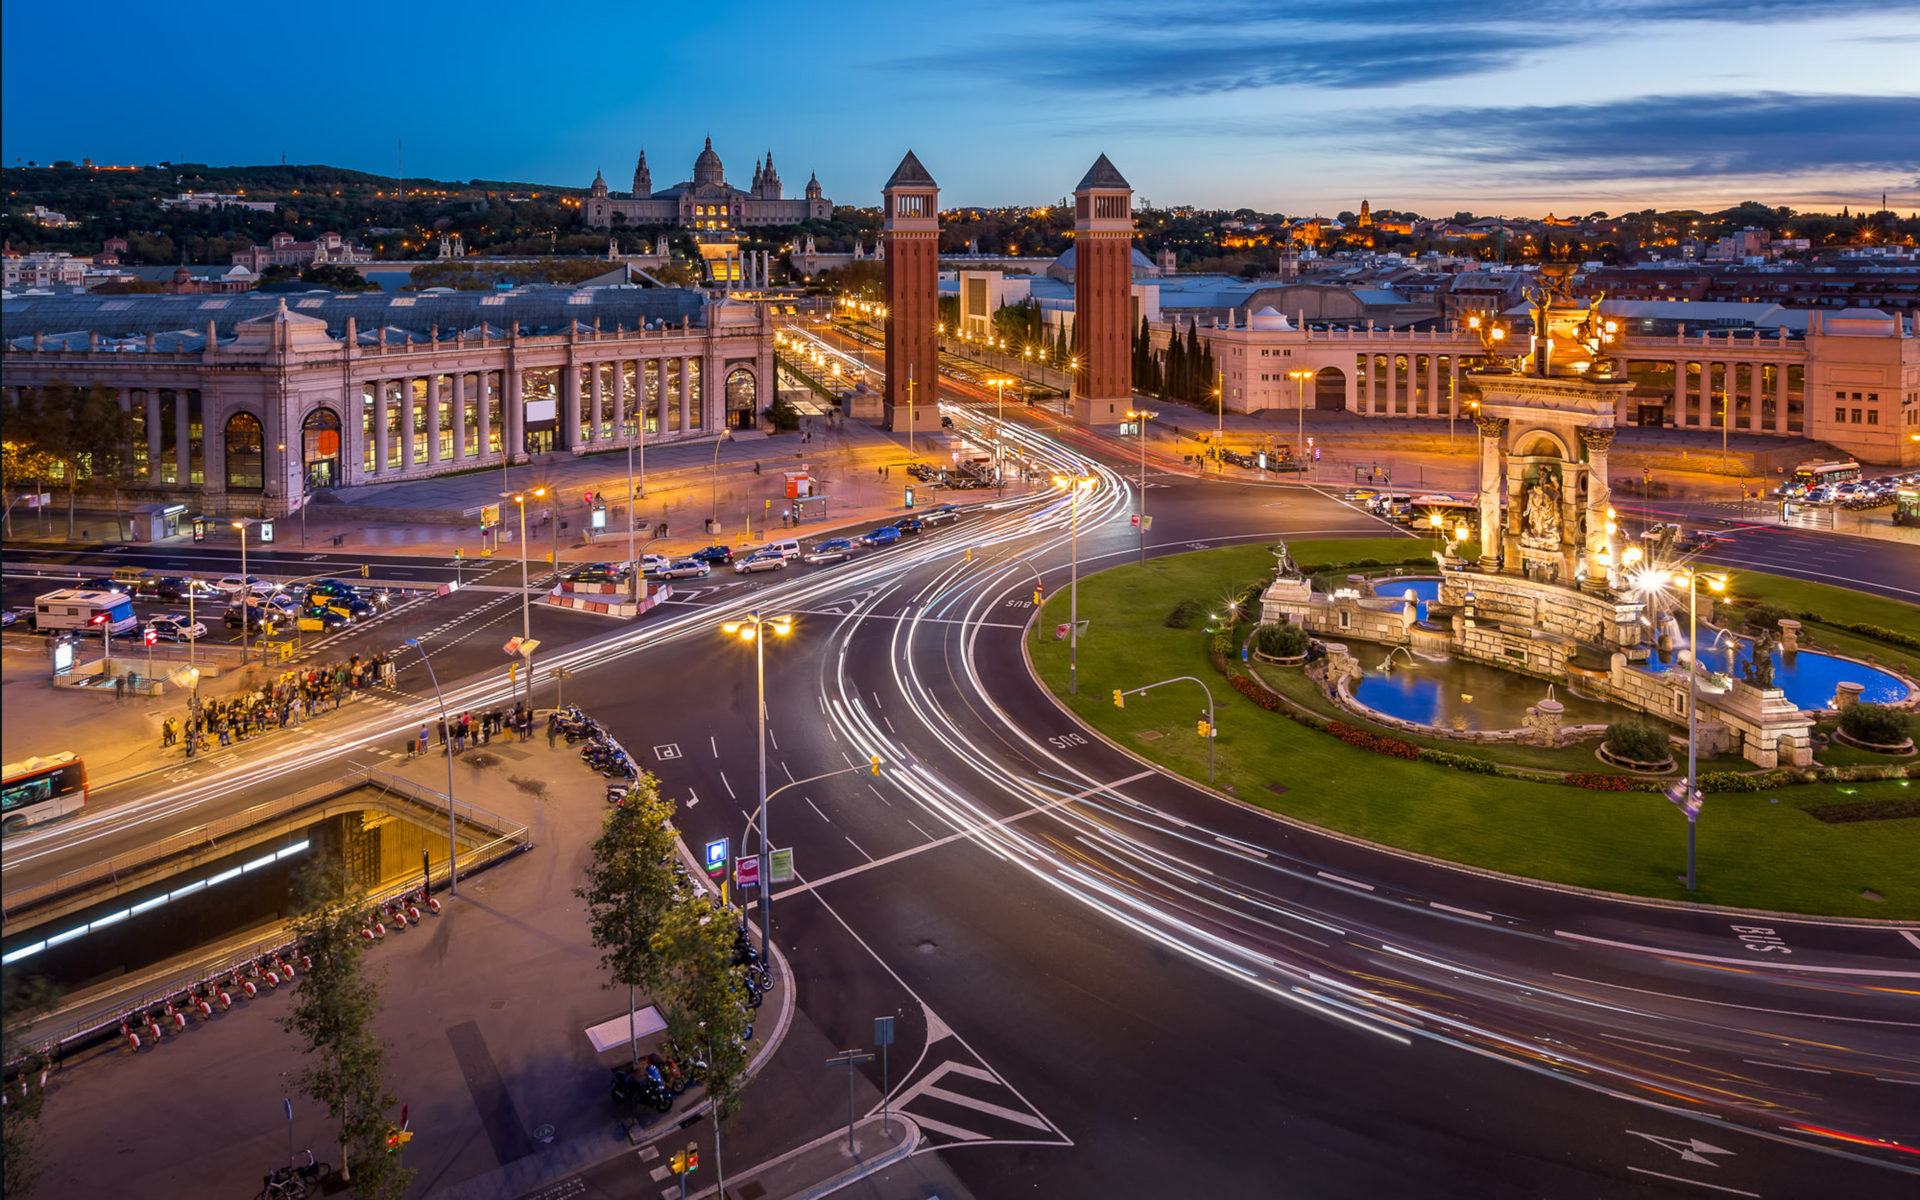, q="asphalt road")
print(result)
[8,406,1917,1199]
